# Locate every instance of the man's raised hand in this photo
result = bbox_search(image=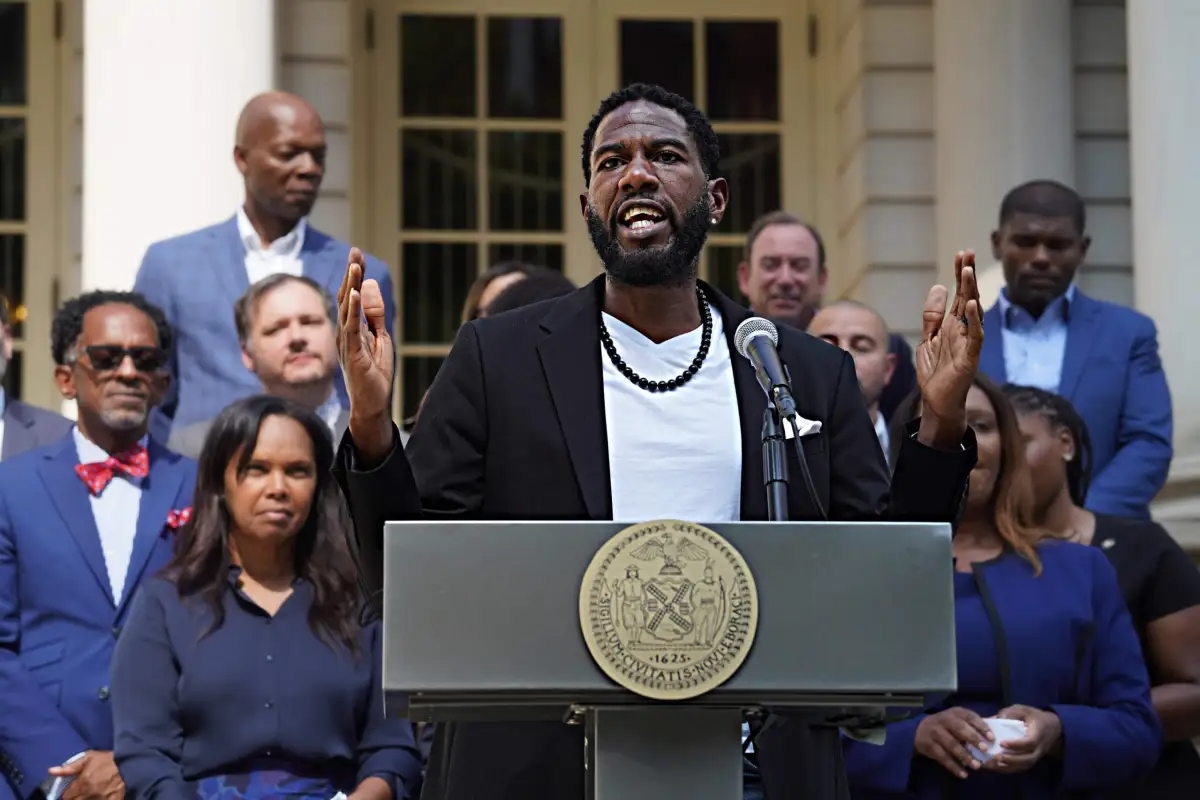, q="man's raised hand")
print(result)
[337,248,394,450]
[913,249,985,448]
